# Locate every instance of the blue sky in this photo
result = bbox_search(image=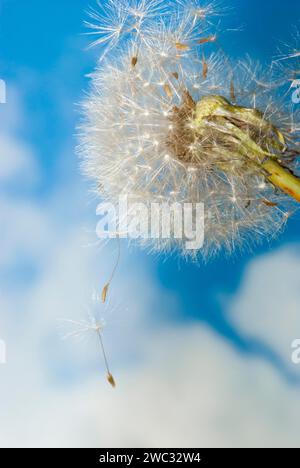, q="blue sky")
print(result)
[1,0,300,448]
